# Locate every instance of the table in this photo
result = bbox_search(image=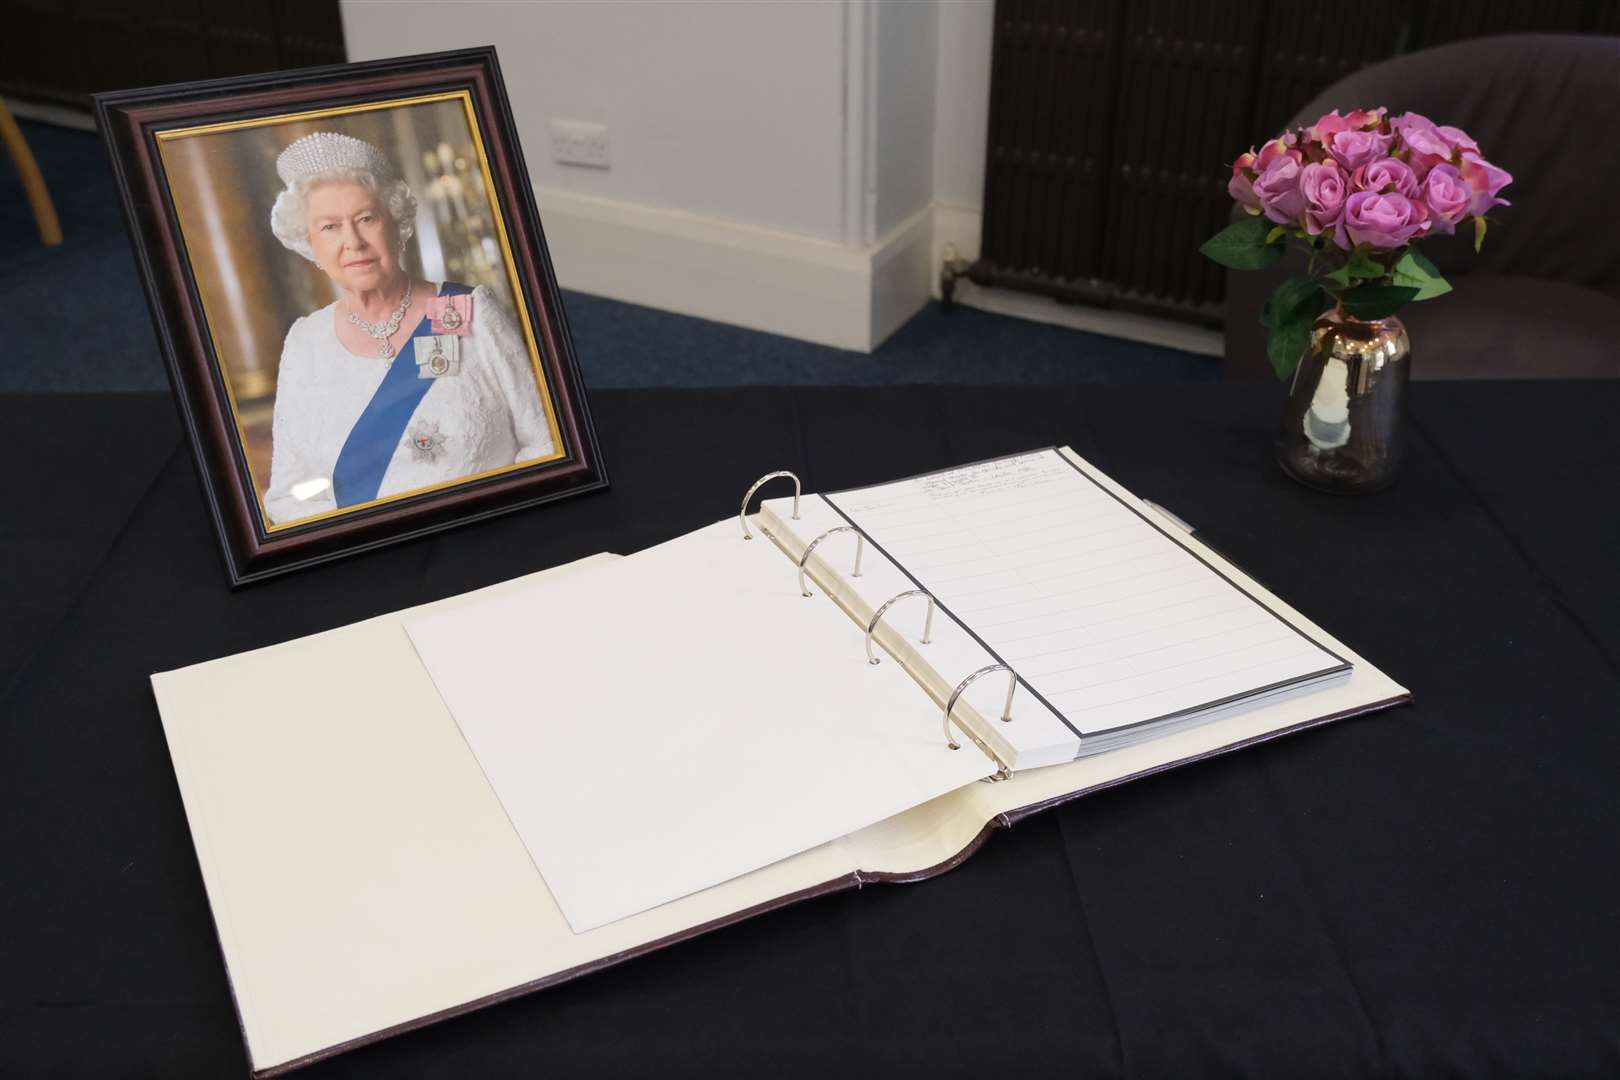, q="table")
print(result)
[3,384,1617,1076]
